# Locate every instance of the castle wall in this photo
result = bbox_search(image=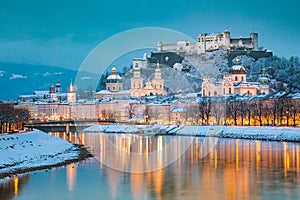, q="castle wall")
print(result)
[156,31,263,56]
